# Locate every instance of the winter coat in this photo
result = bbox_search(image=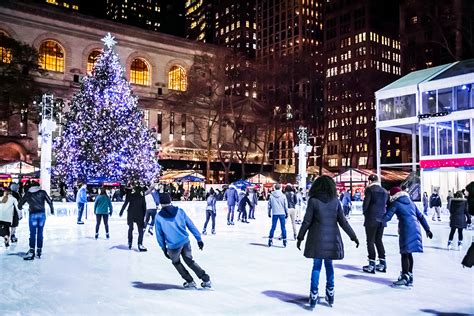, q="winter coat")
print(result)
[225,185,239,206]
[384,192,430,254]
[238,195,251,213]
[466,182,474,216]
[362,183,389,227]
[0,194,19,224]
[448,198,468,229]
[119,192,146,224]
[297,193,357,260]
[248,192,258,206]
[205,194,217,213]
[429,193,442,208]
[285,191,297,209]
[267,190,288,216]
[18,186,54,214]
[155,205,201,250]
[145,193,157,210]
[76,187,87,204]
[341,192,351,206]
[94,194,113,215]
